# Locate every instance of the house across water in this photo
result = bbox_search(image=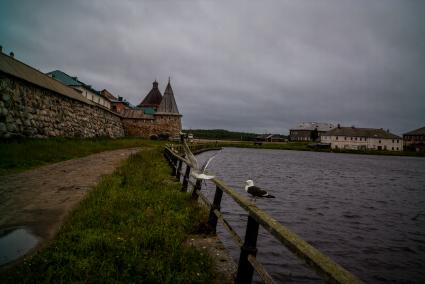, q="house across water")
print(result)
[403,126,425,152]
[321,125,402,151]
